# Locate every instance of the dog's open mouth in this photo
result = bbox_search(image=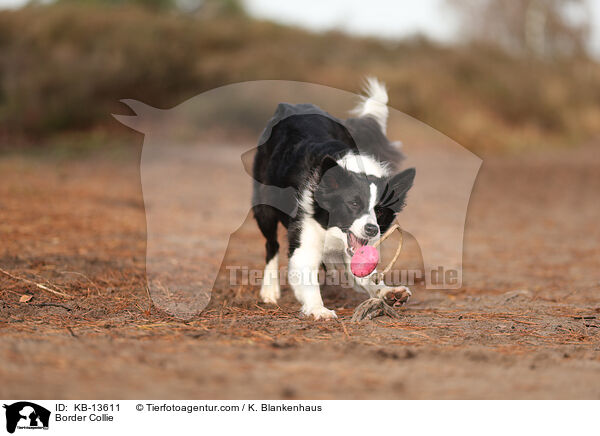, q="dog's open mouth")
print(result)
[346,231,368,256]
